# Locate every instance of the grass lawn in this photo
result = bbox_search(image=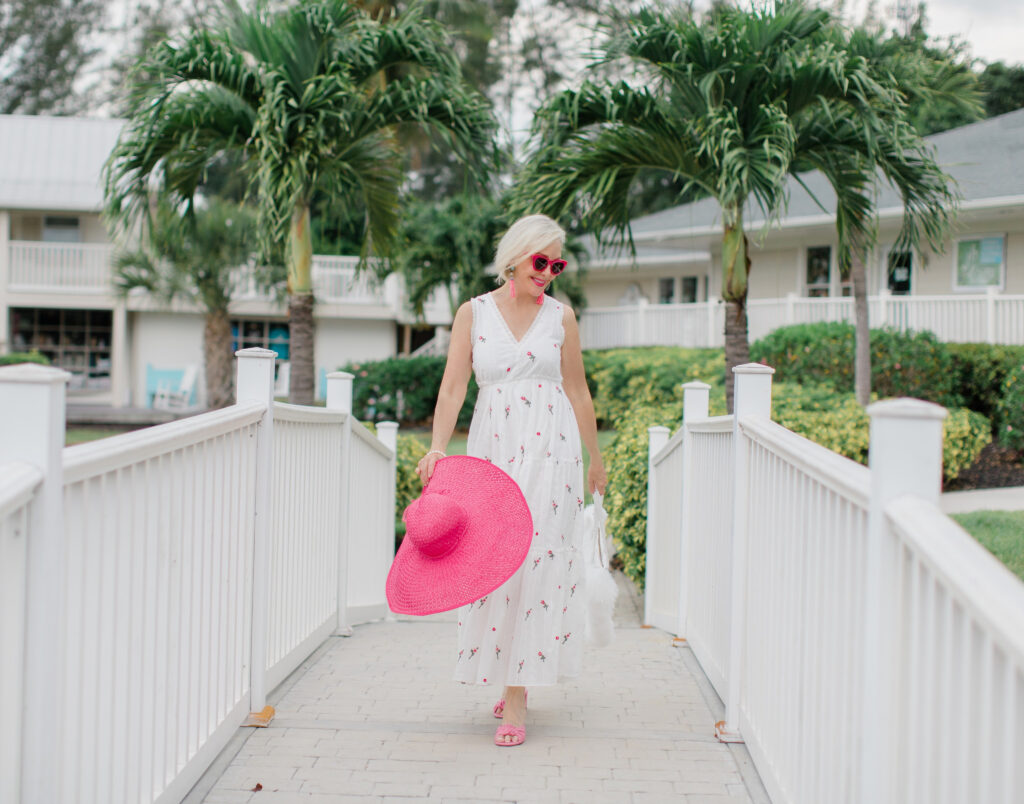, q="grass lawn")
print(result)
[951,511,1024,583]
[65,426,139,446]
[407,428,617,504]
